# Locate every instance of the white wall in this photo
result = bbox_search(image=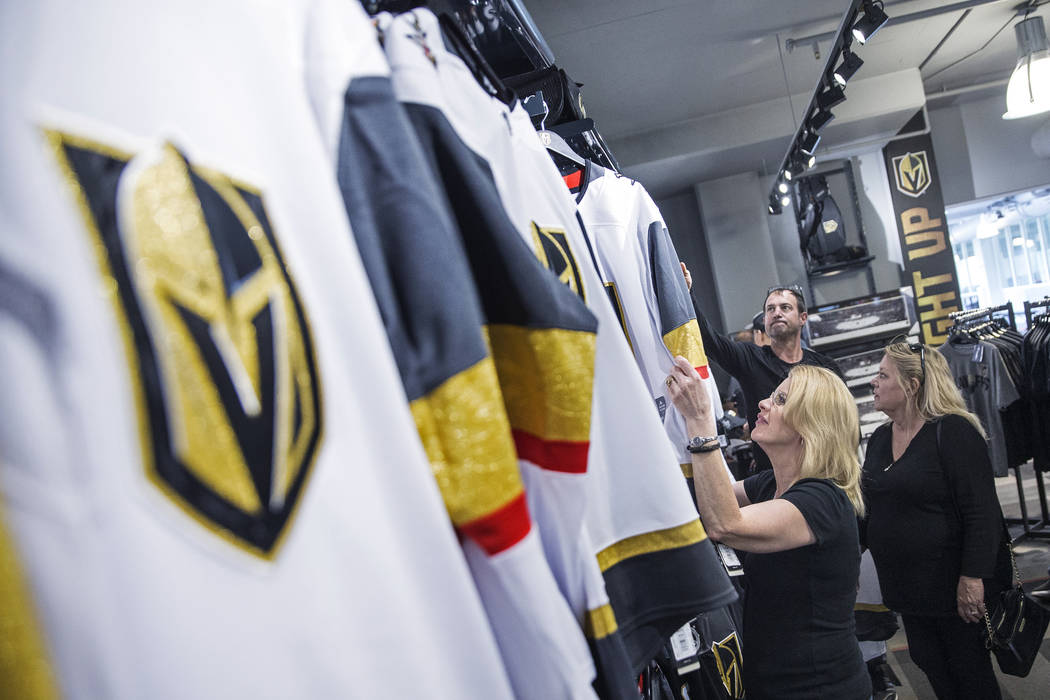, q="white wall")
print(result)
[930,95,1050,205]
[928,103,977,205]
[695,173,779,330]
